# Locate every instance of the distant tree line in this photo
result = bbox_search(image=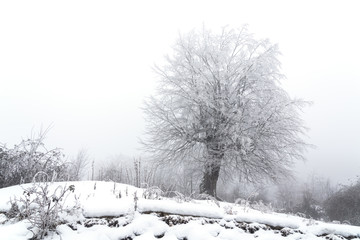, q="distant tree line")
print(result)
[268,176,360,226]
[95,154,360,226]
[1,133,360,226]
